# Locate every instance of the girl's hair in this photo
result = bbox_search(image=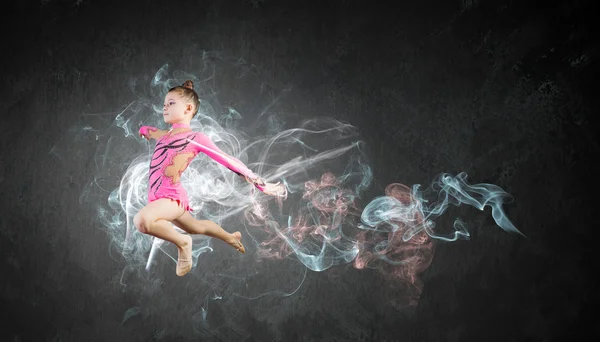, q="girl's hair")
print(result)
[169,80,200,117]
